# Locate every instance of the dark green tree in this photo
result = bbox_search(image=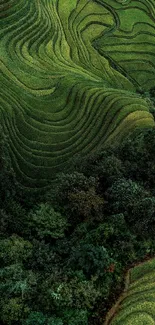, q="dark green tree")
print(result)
[26,203,68,240]
[68,243,113,278]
